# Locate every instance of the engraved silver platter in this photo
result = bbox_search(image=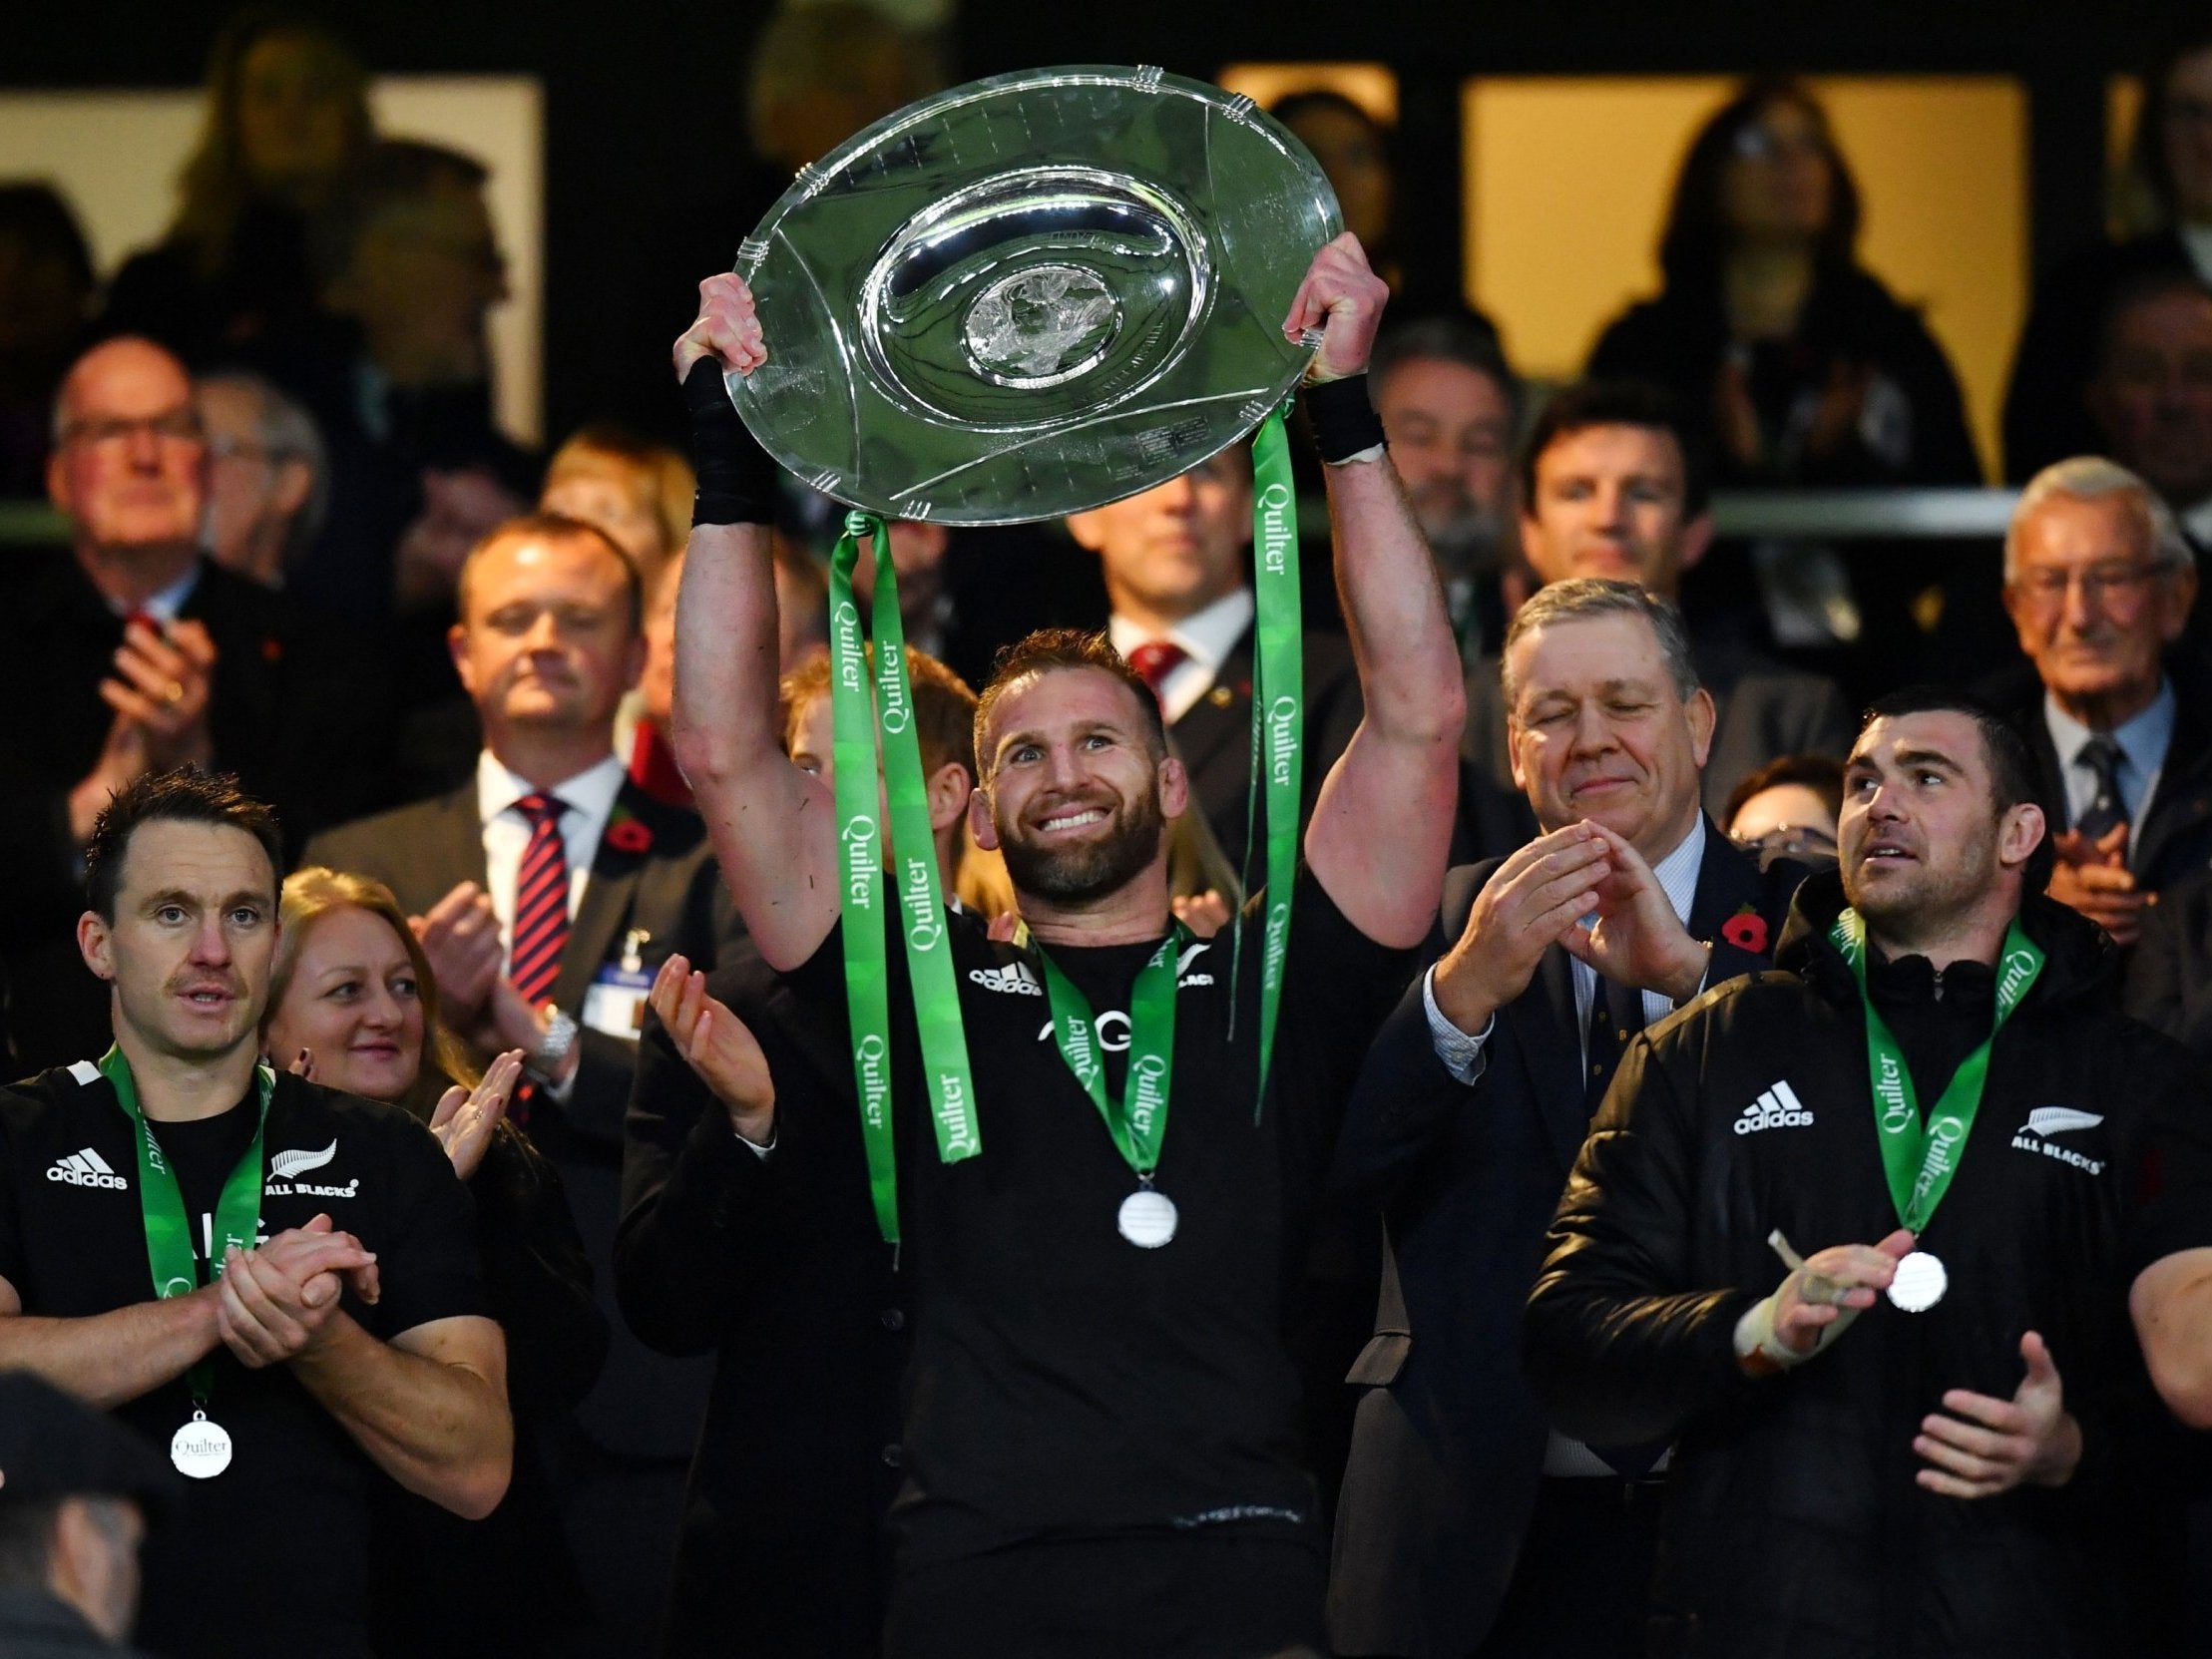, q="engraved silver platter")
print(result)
[728,64,1341,525]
